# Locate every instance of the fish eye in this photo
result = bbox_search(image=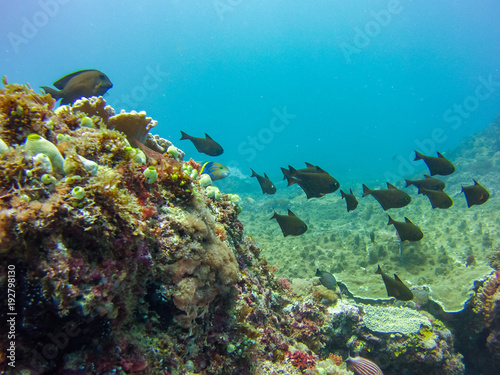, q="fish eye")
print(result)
[99,74,105,79]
